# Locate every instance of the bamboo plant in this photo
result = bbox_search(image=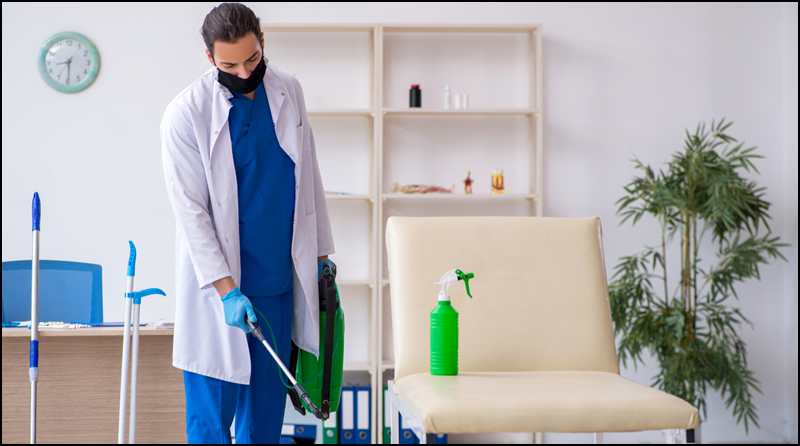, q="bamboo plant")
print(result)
[609,118,788,433]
